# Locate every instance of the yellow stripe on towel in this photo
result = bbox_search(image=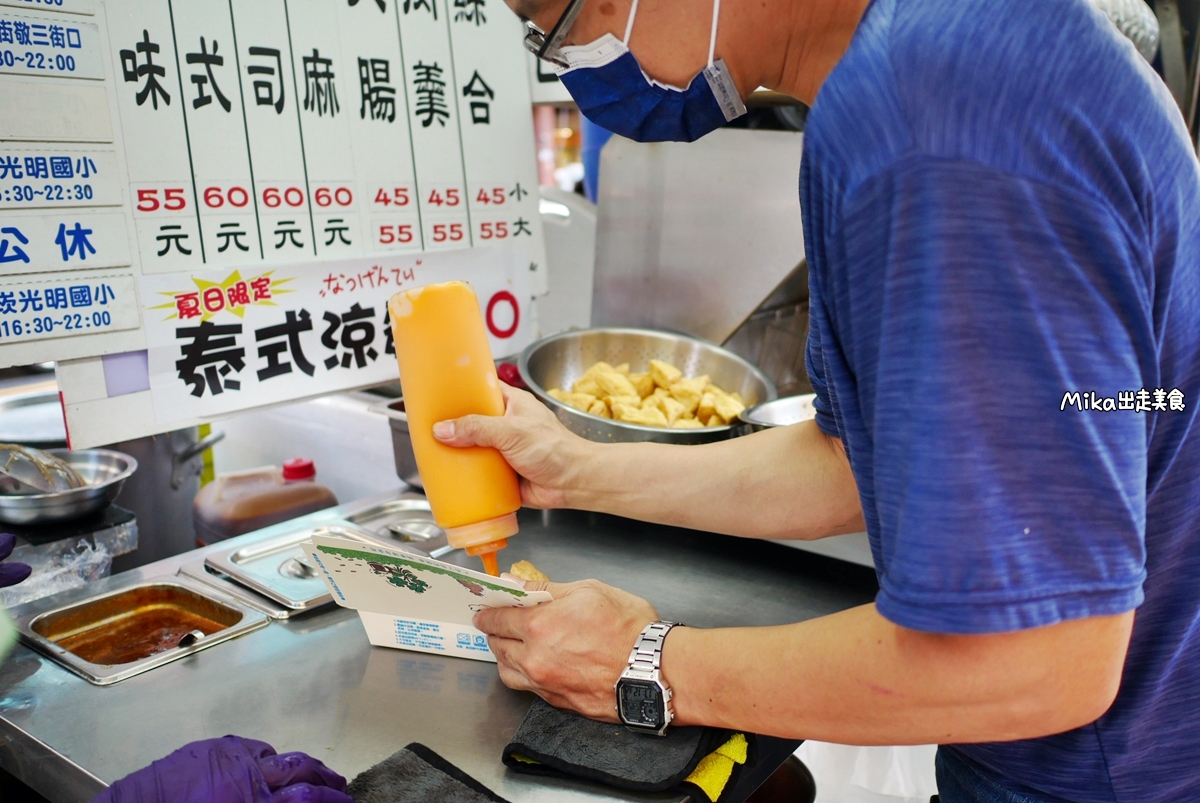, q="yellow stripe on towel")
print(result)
[683,733,748,802]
